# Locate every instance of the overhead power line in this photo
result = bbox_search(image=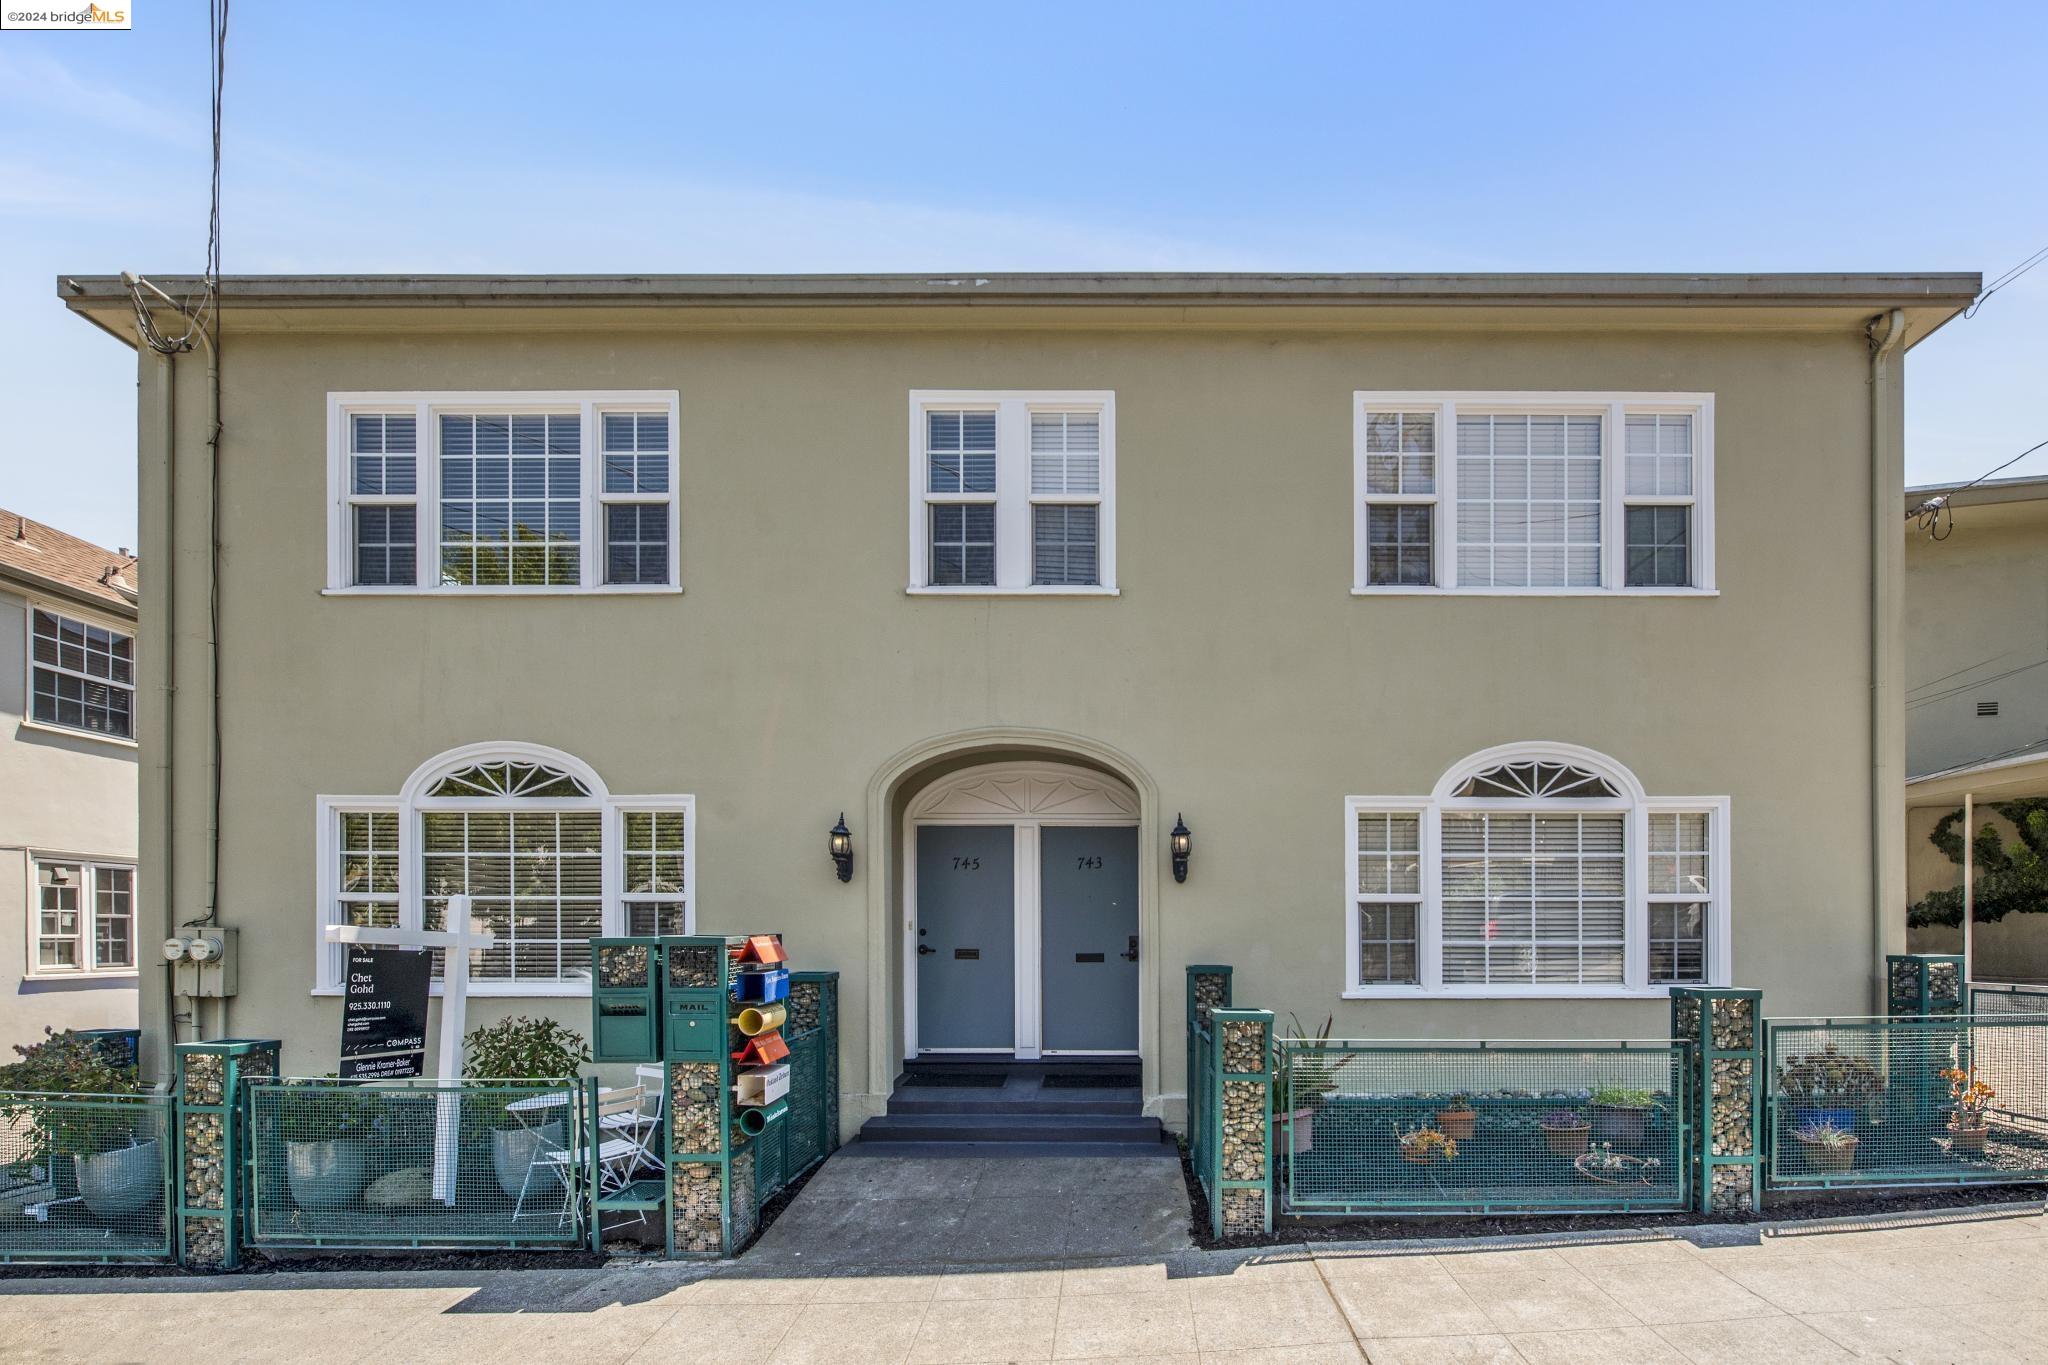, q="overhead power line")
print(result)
[1964,242,2048,320]
[1908,435,2048,540]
